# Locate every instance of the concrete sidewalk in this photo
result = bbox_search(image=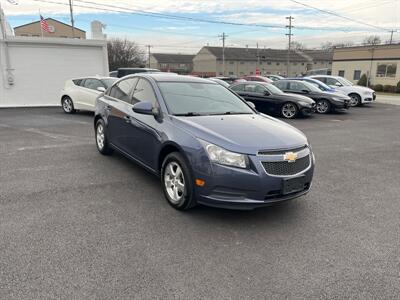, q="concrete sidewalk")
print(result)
[376,93,400,105]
